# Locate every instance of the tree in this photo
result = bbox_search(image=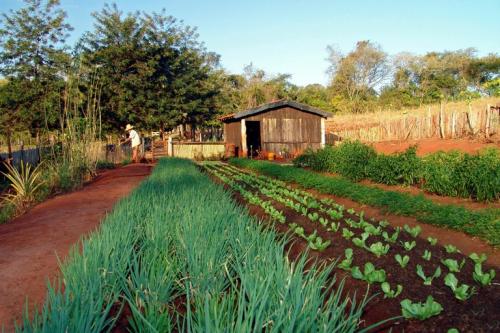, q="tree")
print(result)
[0,0,72,133]
[327,41,390,113]
[77,4,221,133]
